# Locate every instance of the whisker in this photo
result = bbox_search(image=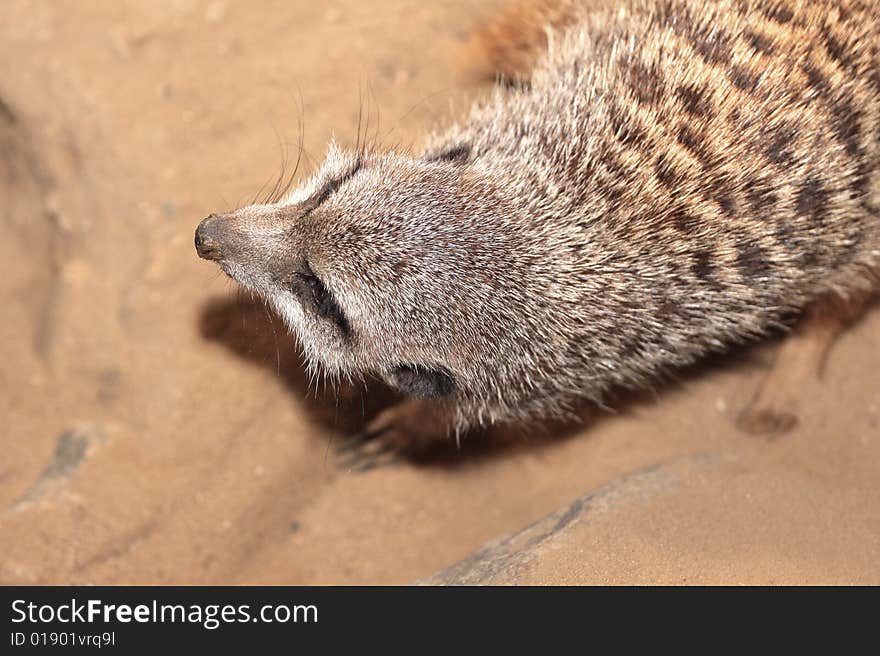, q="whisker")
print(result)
[250,169,275,207]
[262,300,282,378]
[265,124,289,205]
